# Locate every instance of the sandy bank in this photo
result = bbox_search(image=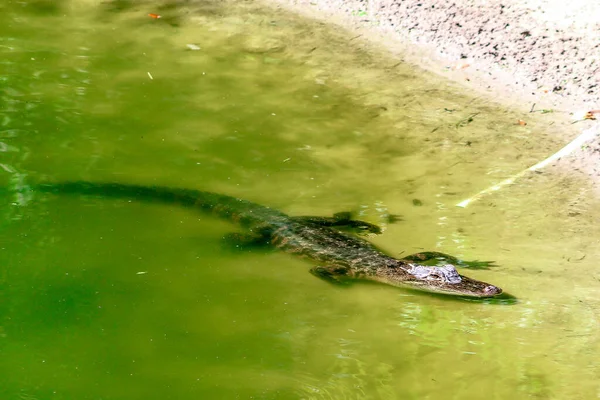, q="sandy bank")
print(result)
[266,0,600,192]
[268,0,600,111]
